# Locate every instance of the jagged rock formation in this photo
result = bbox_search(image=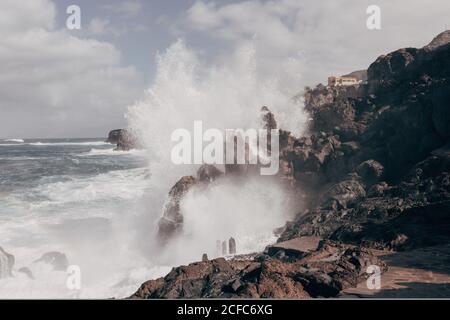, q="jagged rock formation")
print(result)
[279,30,450,250]
[0,246,14,278]
[156,107,282,240]
[106,128,139,151]
[134,30,450,299]
[157,175,198,241]
[157,164,226,240]
[106,129,123,144]
[131,240,385,298]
